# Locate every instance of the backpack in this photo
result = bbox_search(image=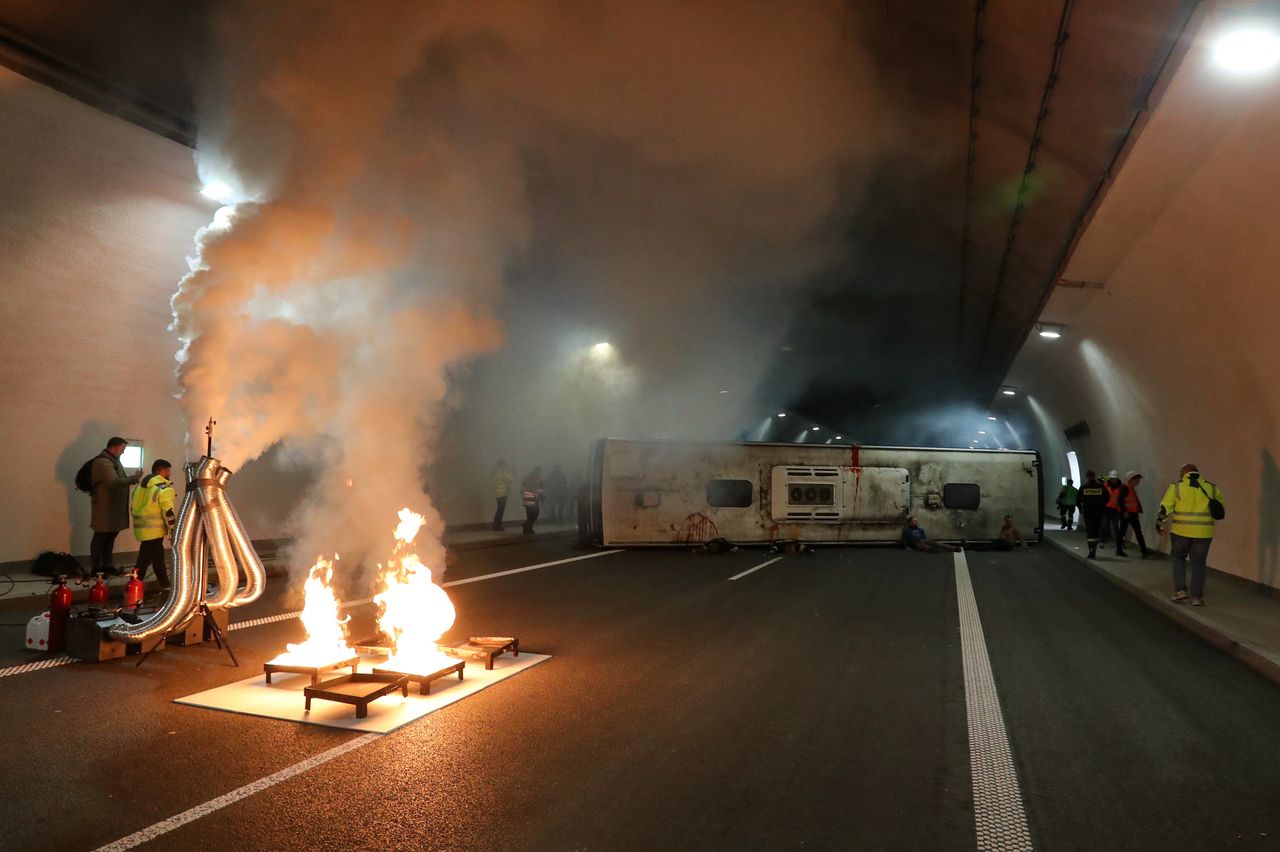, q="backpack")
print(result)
[31,550,85,578]
[74,457,97,493]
